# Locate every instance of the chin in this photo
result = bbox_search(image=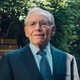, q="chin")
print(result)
[33,41,43,45]
[35,40,46,45]
[35,42,43,45]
